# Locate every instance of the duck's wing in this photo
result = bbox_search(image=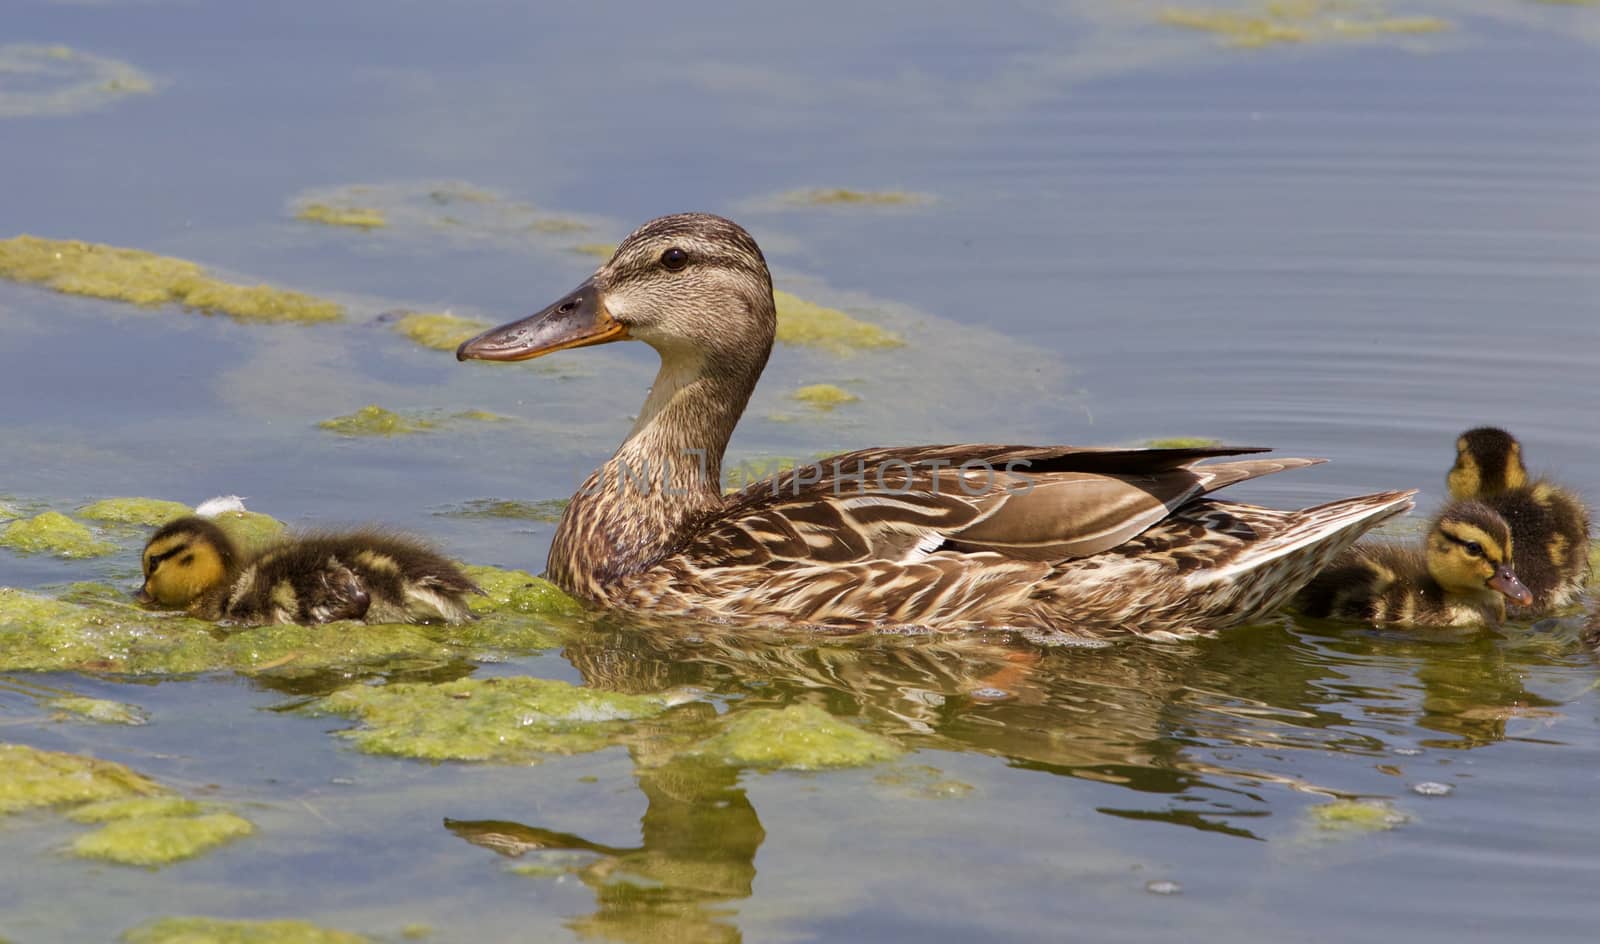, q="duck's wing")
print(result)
[697,444,1322,567]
